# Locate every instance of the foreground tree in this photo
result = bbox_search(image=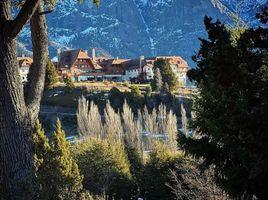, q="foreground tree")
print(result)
[33,119,85,200]
[0,1,98,198]
[179,16,268,199]
[0,1,48,198]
